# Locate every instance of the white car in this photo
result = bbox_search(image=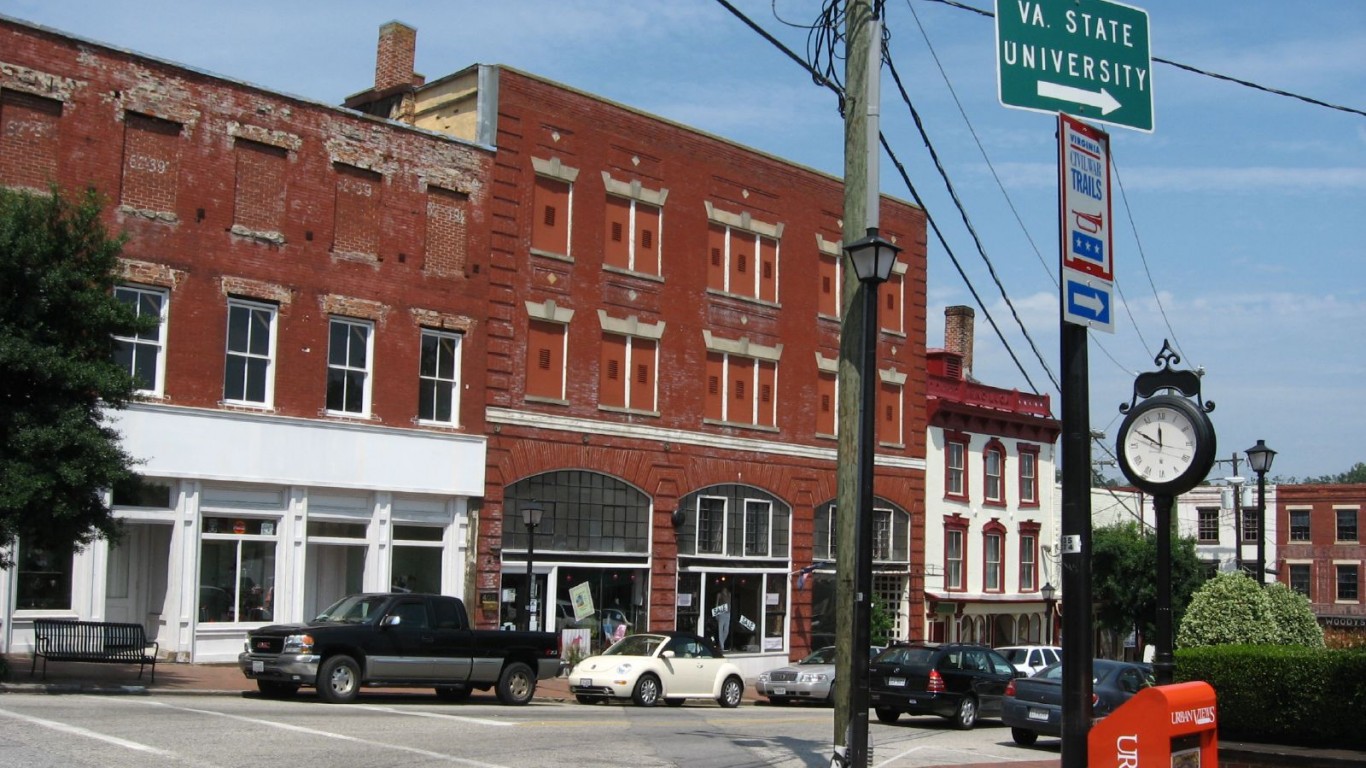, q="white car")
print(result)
[995,645,1062,676]
[568,632,745,707]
